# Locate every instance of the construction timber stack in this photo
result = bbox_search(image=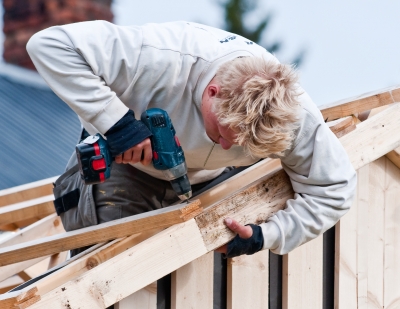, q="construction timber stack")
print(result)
[1,85,400,309]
